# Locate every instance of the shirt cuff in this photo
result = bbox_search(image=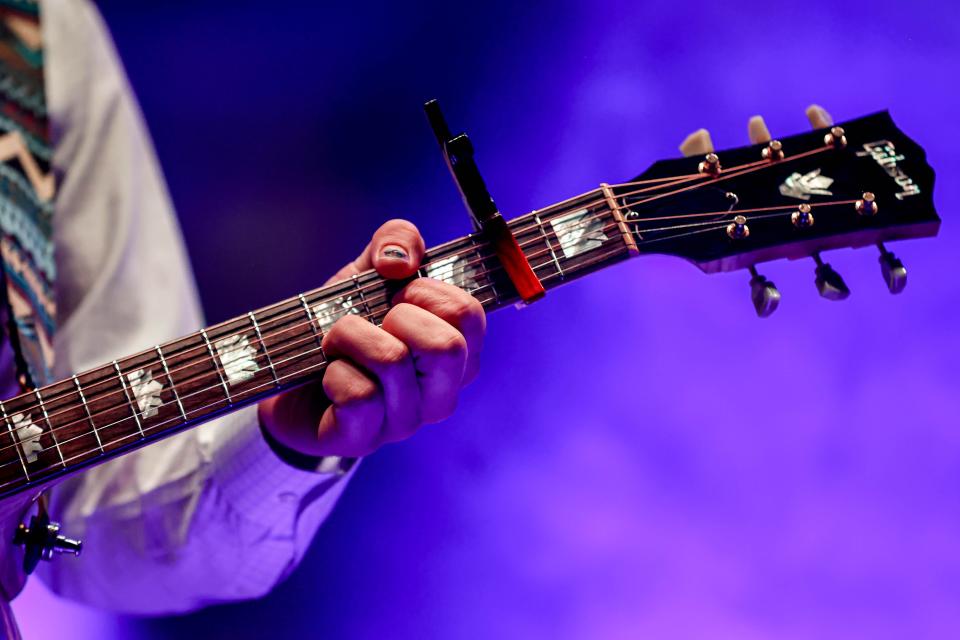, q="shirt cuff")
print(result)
[202,406,357,529]
[258,414,356,474]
